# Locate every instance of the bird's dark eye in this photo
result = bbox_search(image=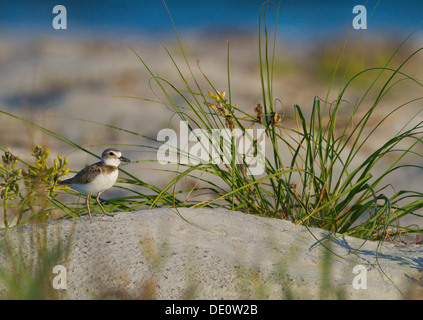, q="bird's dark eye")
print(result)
[109,152,114,156]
